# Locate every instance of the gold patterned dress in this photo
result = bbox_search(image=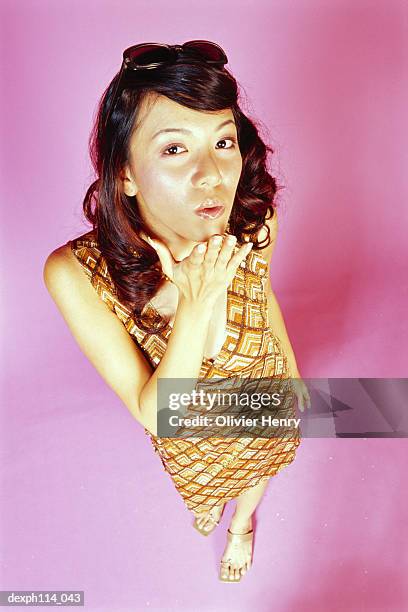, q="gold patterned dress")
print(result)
[70,229,301,515]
